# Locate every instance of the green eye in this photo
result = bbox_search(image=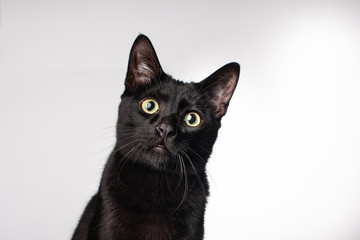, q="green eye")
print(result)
[141,98,159,114]
[184,112,201,127]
